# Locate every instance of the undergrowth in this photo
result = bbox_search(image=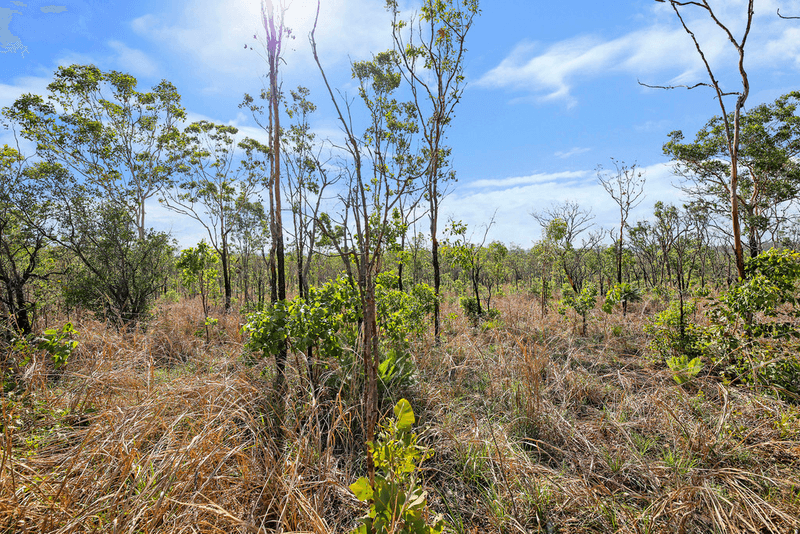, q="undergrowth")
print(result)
[1,293,799,533]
